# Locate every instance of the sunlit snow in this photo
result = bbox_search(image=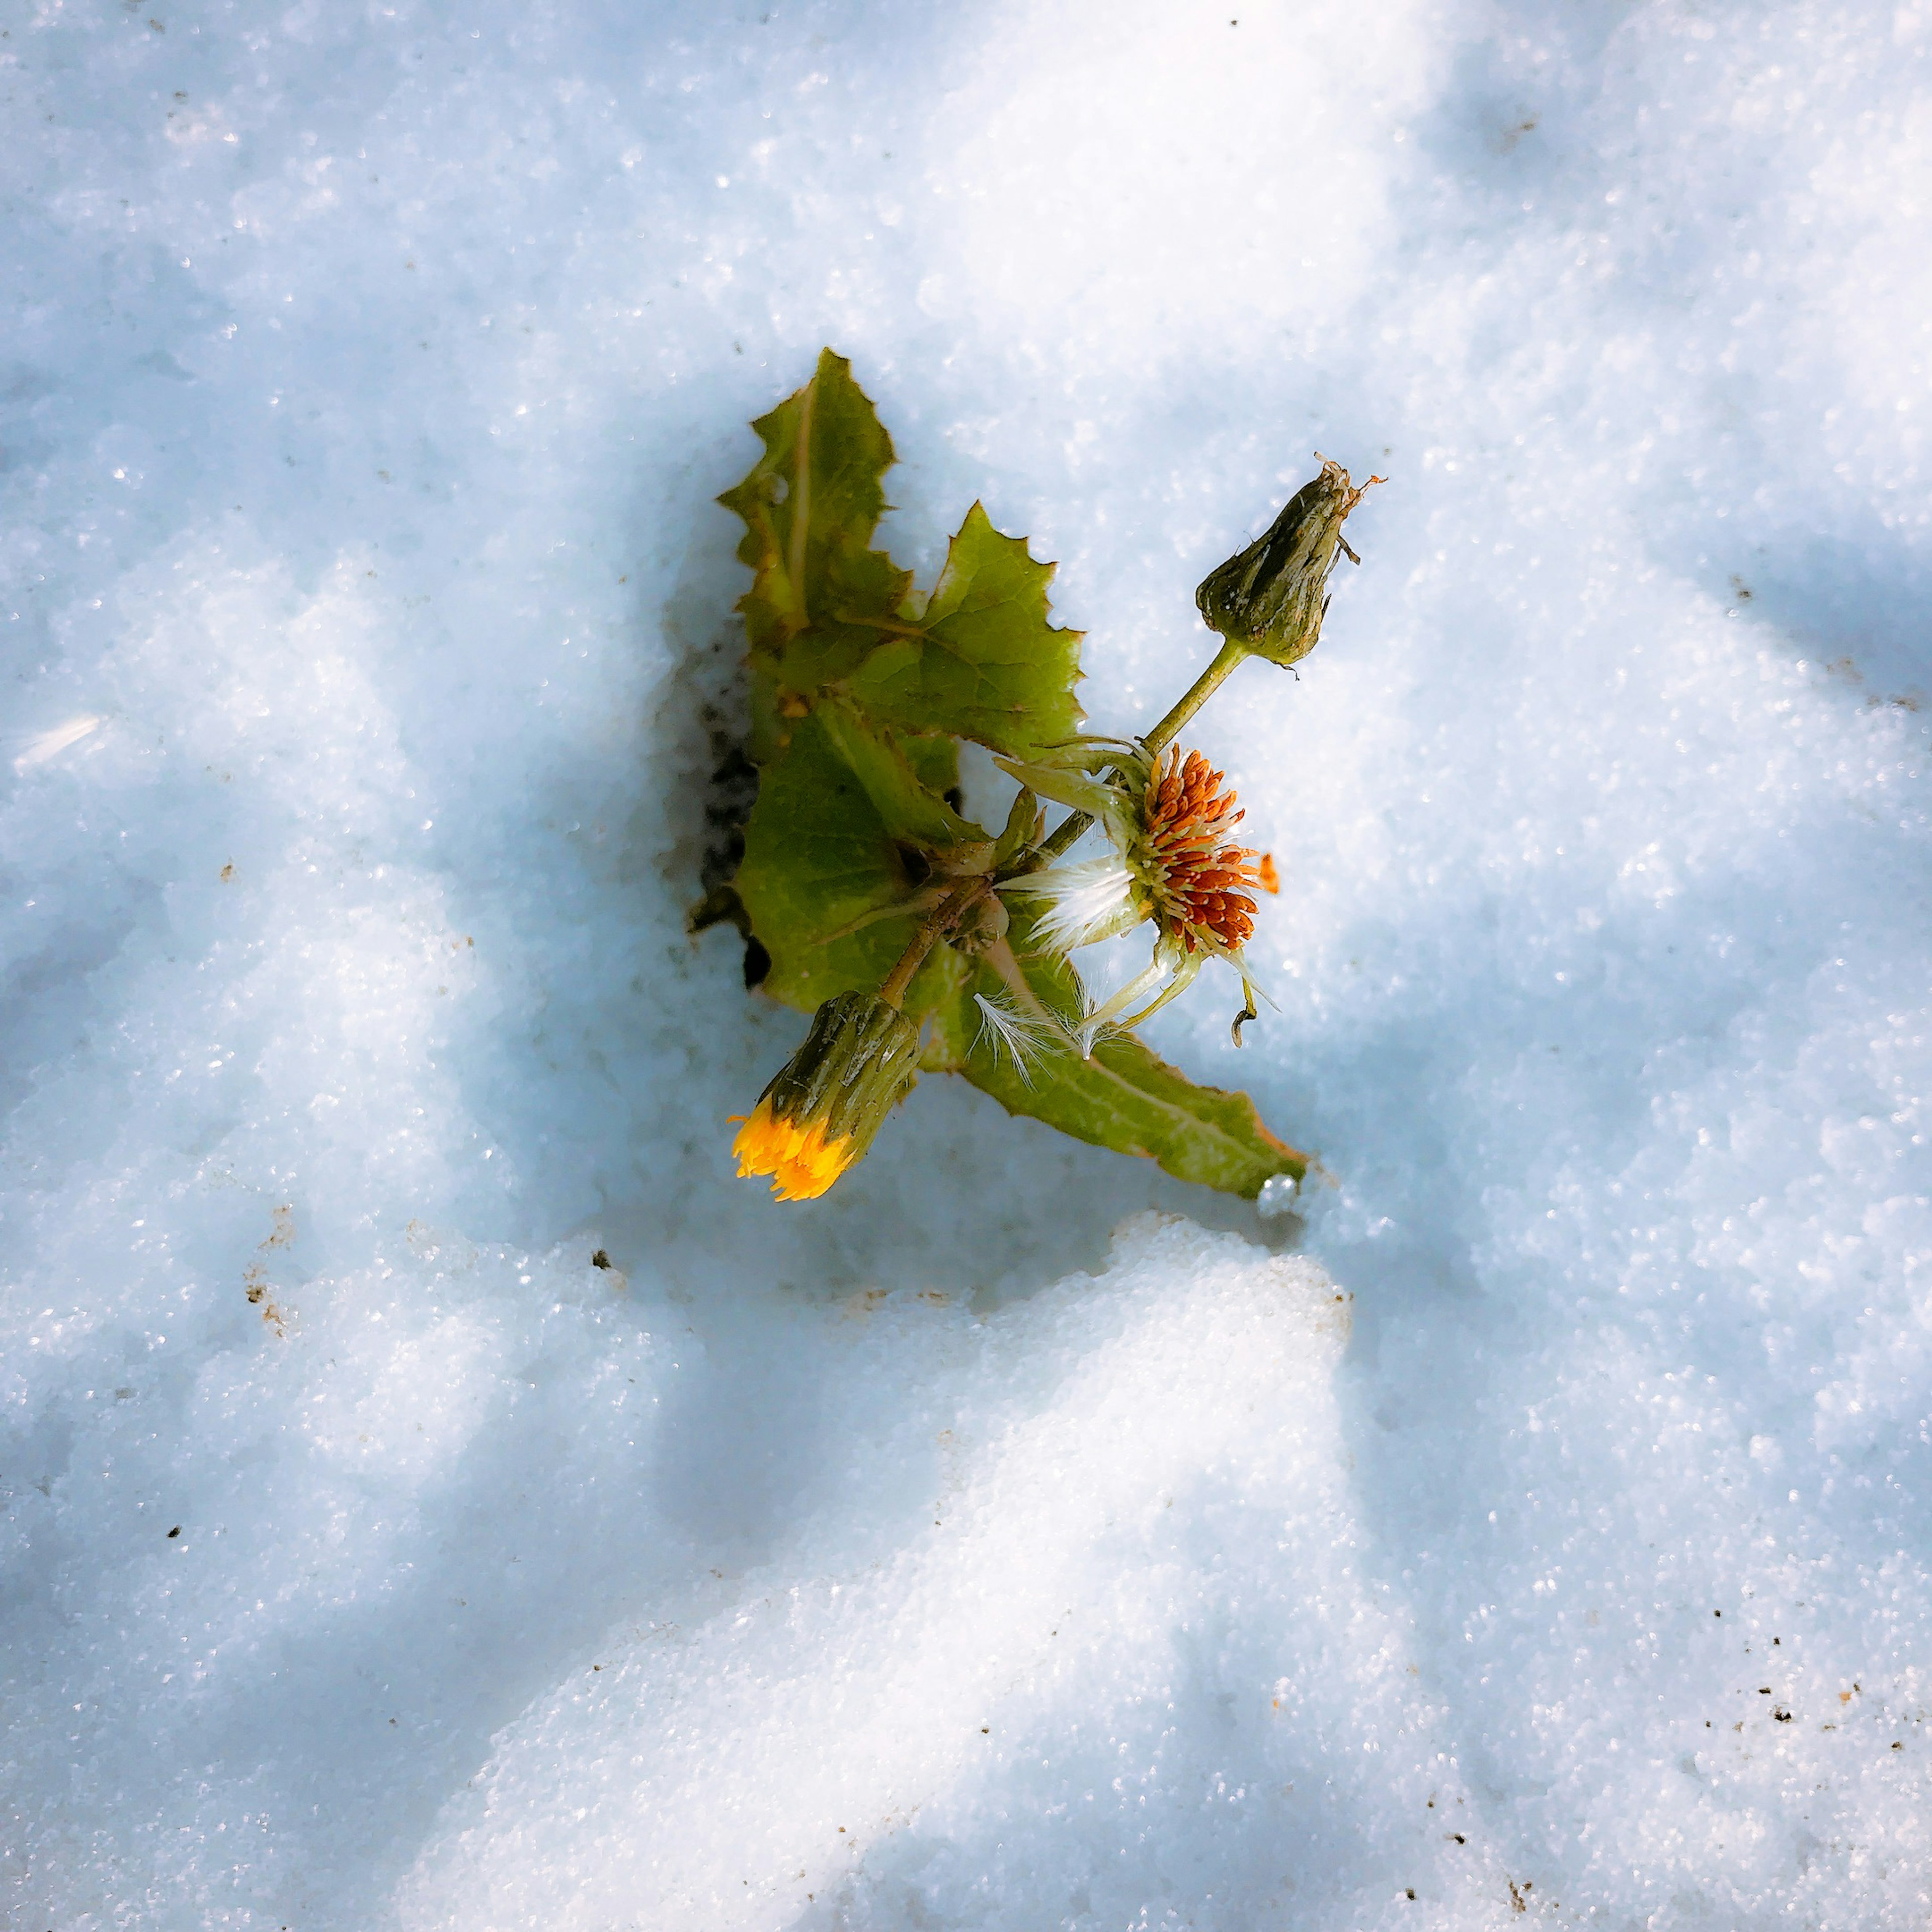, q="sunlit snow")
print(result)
[5,2,1931,1927]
